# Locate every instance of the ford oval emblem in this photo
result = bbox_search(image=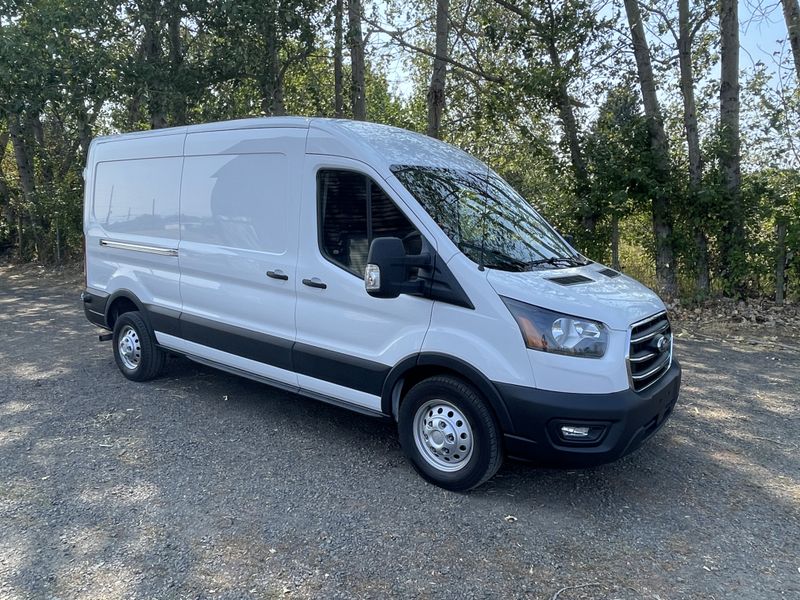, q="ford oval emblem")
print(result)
[654,334,669,354]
